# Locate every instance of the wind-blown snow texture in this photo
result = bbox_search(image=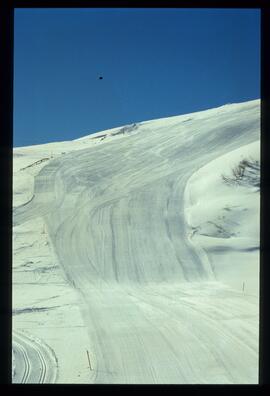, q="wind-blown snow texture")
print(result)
[13,100,260,384]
